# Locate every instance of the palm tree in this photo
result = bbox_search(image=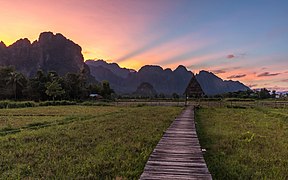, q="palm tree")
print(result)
[45,80,65,101]
[6,72,25,99]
